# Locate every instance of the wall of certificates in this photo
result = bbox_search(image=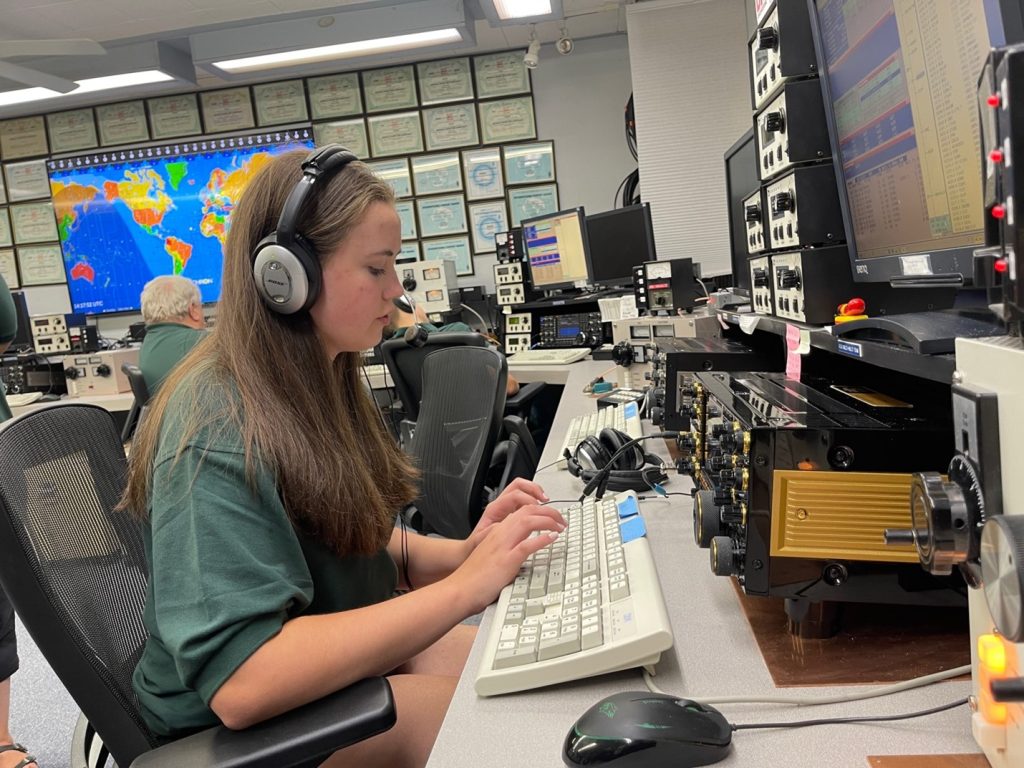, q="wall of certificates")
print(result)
[0,49,561,296]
